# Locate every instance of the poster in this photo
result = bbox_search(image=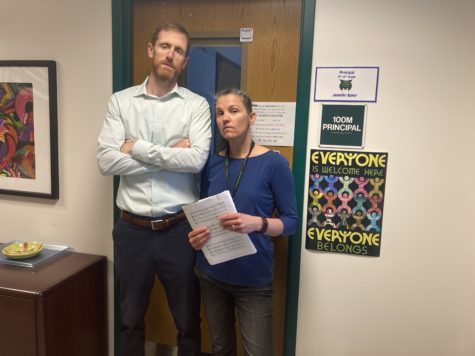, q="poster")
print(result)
[306,149,388,257]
